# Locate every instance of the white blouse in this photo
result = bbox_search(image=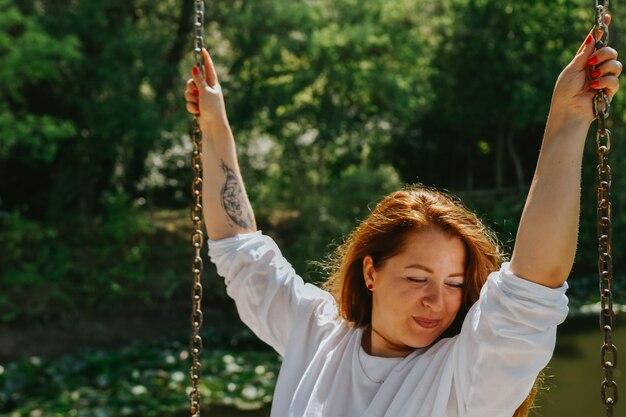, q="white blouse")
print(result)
[208,231,569,417]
